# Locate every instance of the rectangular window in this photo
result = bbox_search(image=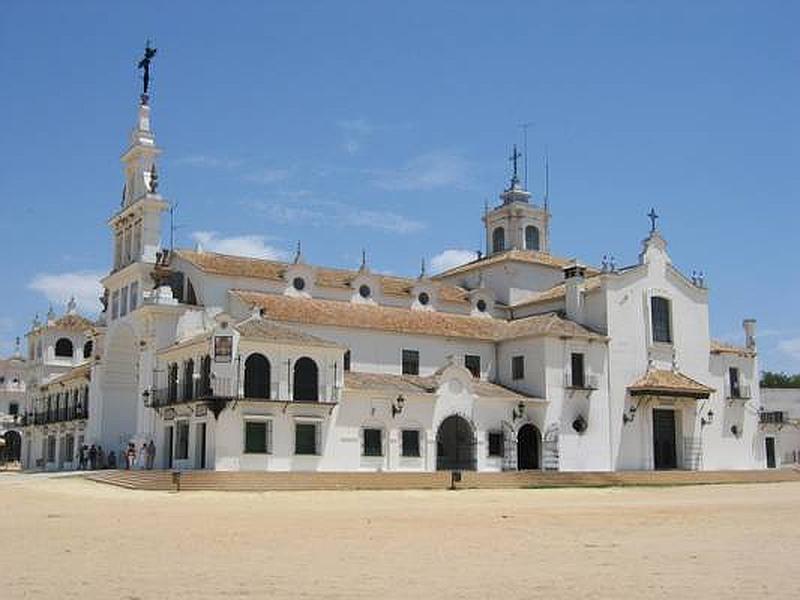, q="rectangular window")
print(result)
[244,420,272,454]
[65,434,75,462]
[295,422,318,455]
[129,281,139,311]
[571,353,585,388]
[9,402,19,416]
[402,349,420,375]
[651,296,672,344]
[362,428,383,457]
[47,436,56,462]
[111,290,120,320]
[465,354,481,378]
[214,336,233,363]
[512,355,525,380]
[133,221,142,258]
[120,285,129,317]
[401,430,421,457]
[729,367,741,398]
[114,233,123,268]
[488,431,504,457]
[175,421,190,460]
[344,350,351,372]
